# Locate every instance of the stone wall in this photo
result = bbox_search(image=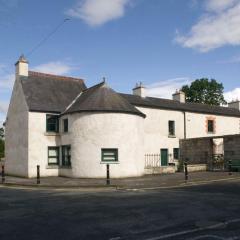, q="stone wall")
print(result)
[224,135,240,162]
[180,138,213,166]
